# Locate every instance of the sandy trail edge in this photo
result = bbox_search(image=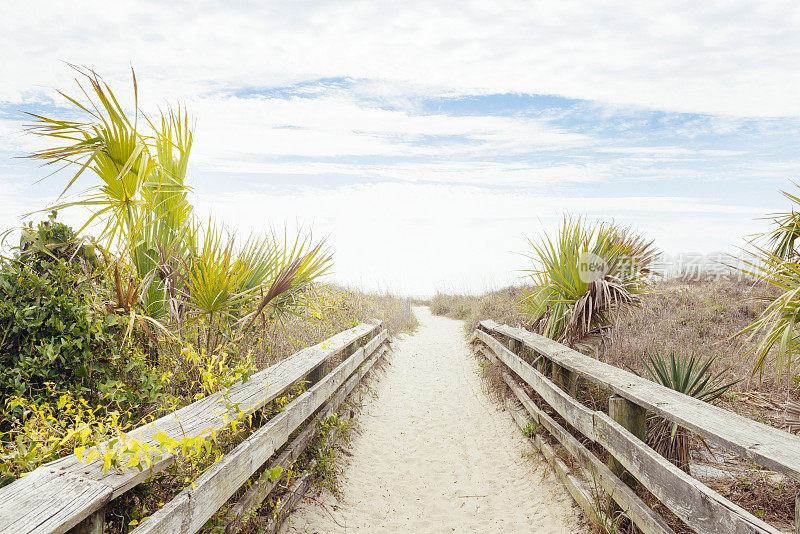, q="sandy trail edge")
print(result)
[283,307,584,533]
